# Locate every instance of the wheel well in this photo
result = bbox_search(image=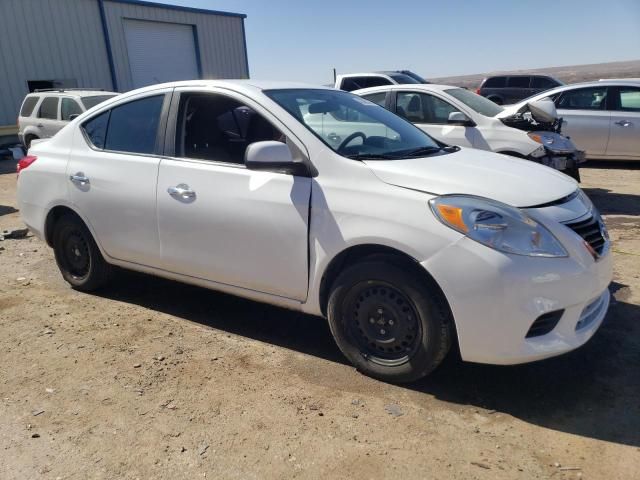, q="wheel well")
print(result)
[318,244,450,318]
[44,206,81,247]
[498,150,526,158]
